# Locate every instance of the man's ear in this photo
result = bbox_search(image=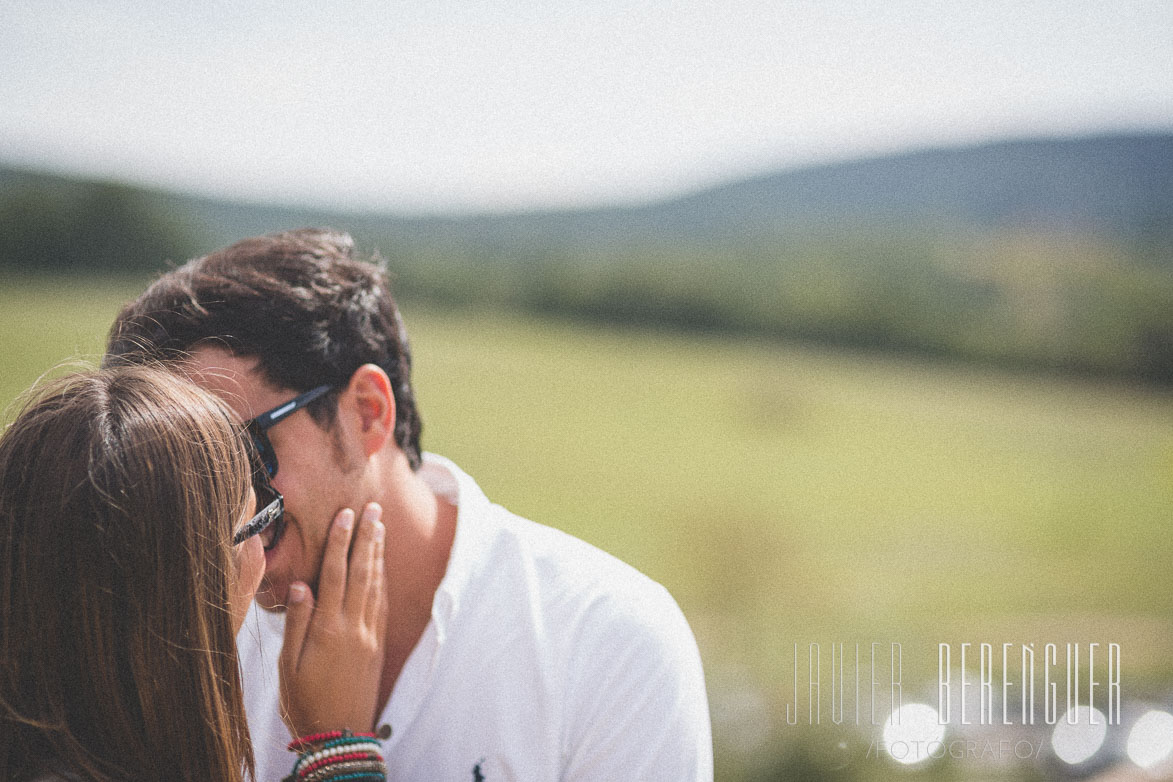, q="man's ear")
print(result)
[342,364,396,457]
